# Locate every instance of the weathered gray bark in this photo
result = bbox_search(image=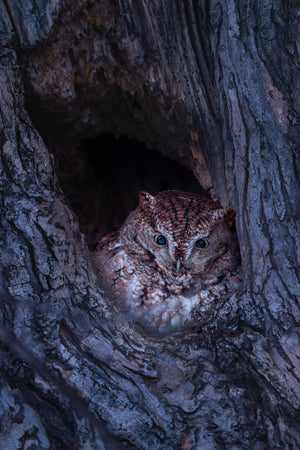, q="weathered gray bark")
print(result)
[0,1,299,449]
